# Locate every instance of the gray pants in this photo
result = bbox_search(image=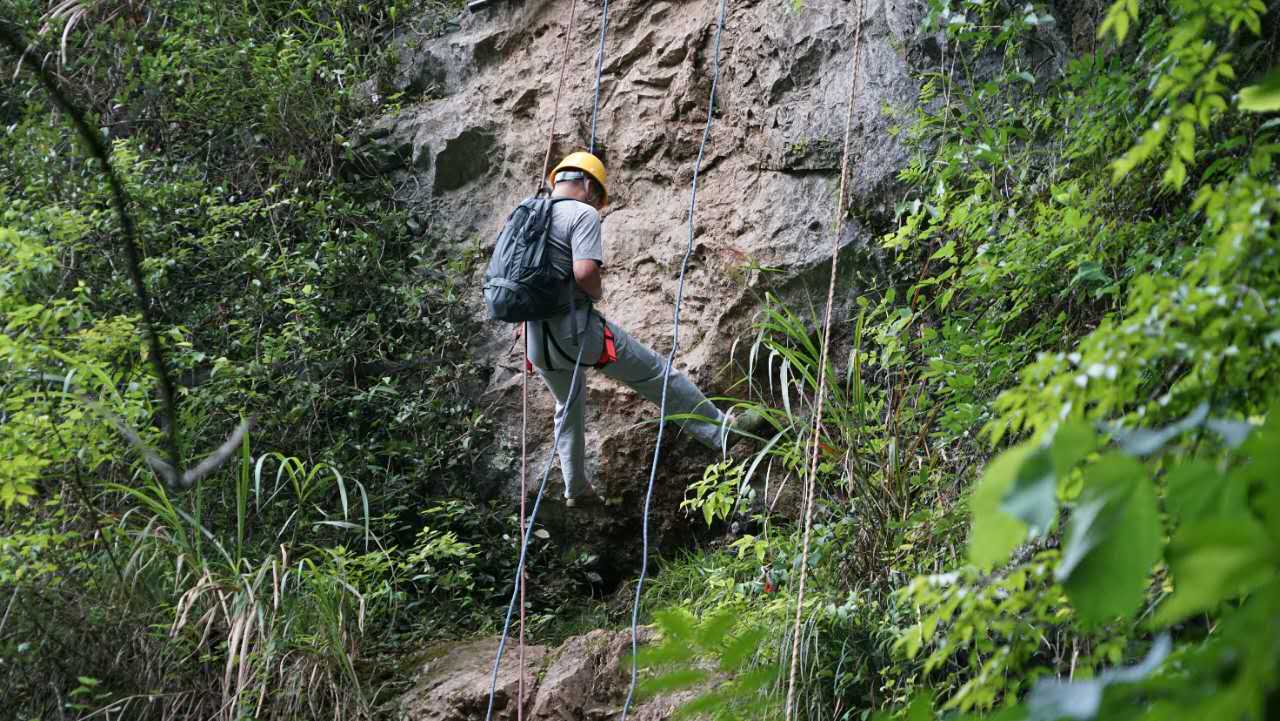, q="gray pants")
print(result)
[526,308,725,497]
